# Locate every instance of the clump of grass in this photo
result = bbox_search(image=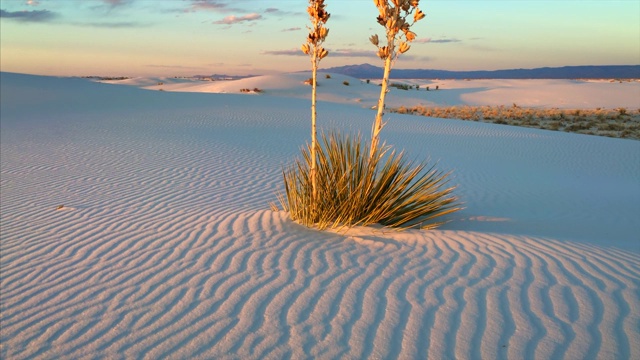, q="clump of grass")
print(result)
[239,88,263,93]
[275,131,461,230]
[390,83,411,90]
[343,80,350,86]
